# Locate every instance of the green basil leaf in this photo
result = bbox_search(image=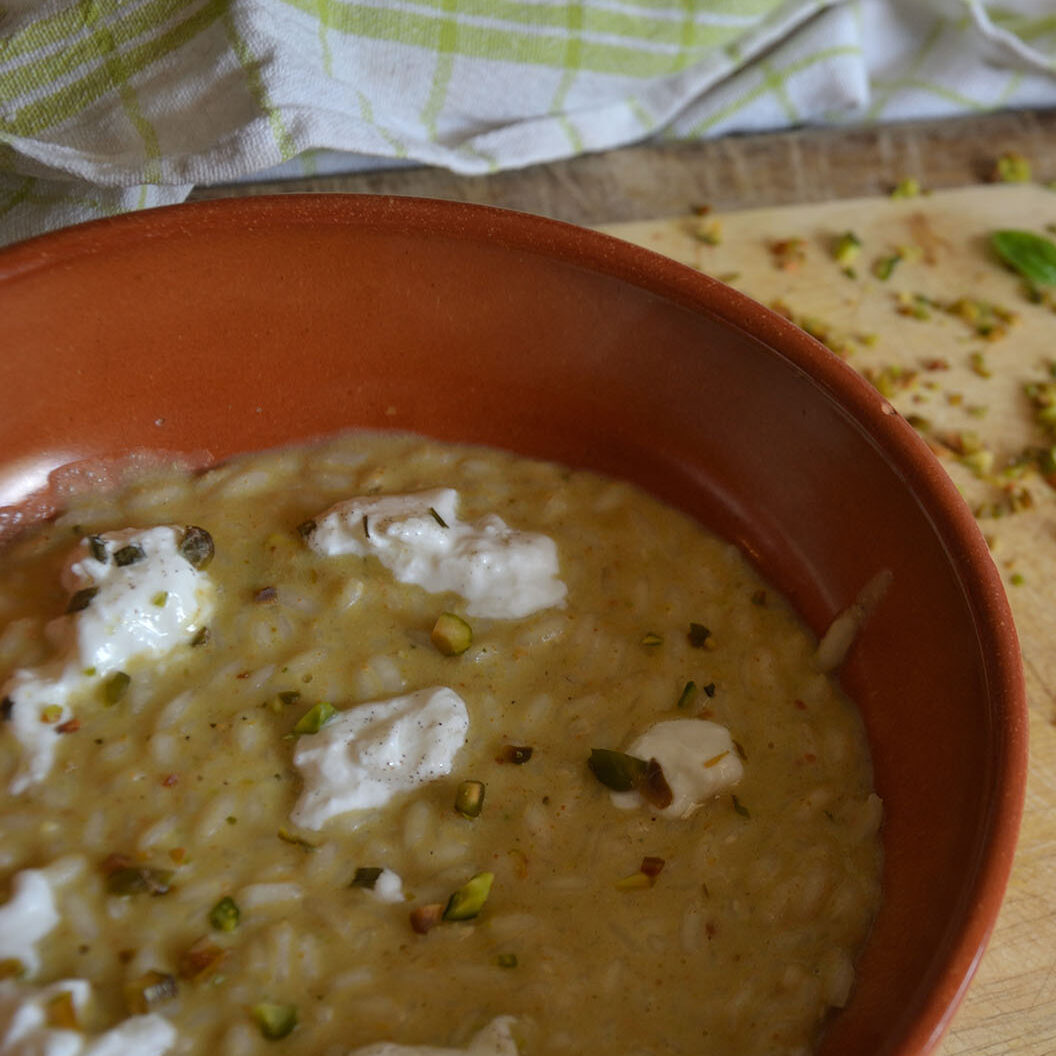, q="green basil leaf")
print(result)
[991,229,1056,287]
